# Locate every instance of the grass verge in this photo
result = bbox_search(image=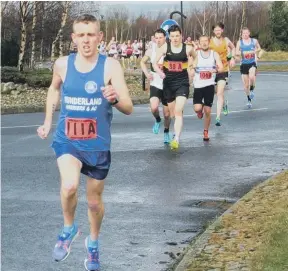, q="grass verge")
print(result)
[260,51,288,61]
[182,170,288,271]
